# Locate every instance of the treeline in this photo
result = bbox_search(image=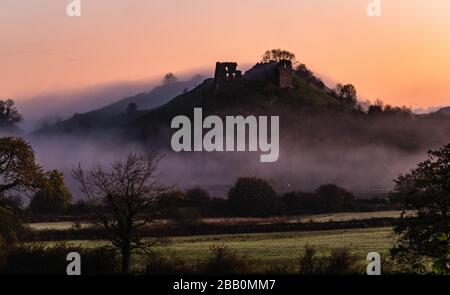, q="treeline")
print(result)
[29,177,394,220]
[155,179,392,219]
